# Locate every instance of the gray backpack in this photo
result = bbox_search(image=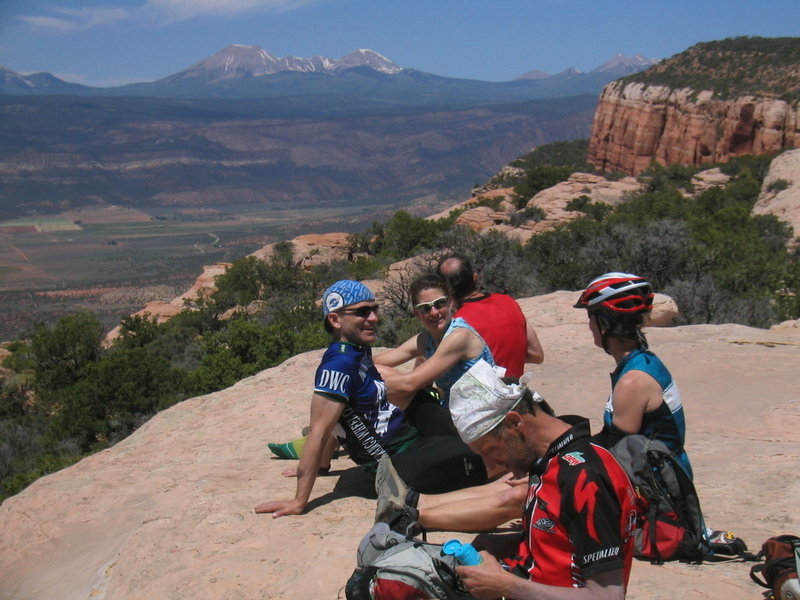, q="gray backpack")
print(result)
[345,523,476,600]
[609,435,709,563]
